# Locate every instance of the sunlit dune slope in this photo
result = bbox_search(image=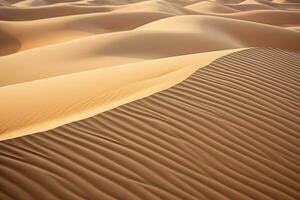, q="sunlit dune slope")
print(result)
[0,48,242,141]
